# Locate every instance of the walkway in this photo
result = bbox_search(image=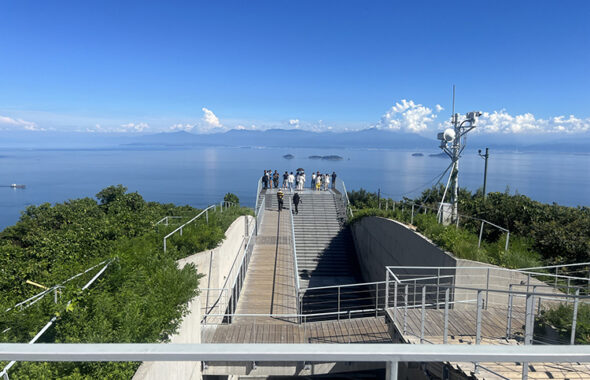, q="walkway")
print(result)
[233,207,298,324]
